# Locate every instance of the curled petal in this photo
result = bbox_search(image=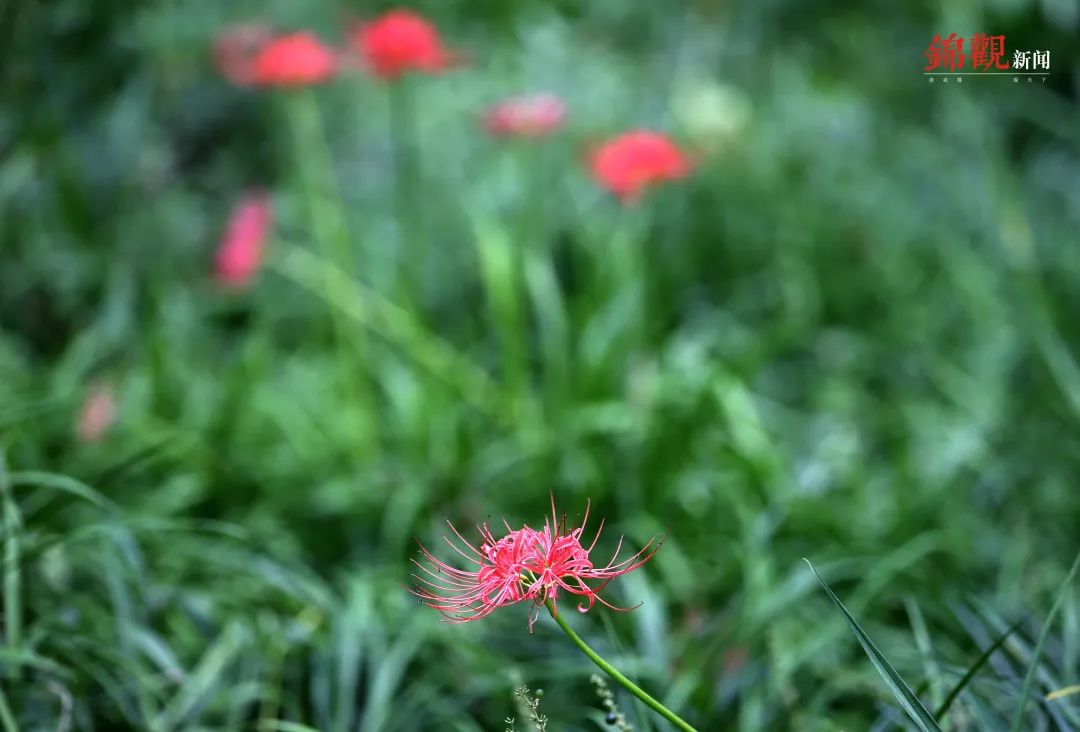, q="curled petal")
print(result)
[409,497,660,629]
